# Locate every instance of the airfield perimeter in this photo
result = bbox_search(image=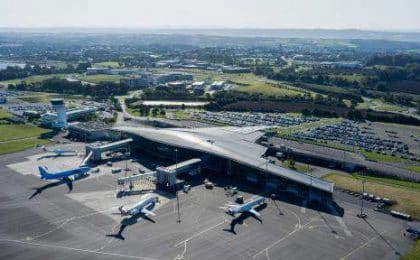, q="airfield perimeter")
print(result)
[0,146,412,260]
